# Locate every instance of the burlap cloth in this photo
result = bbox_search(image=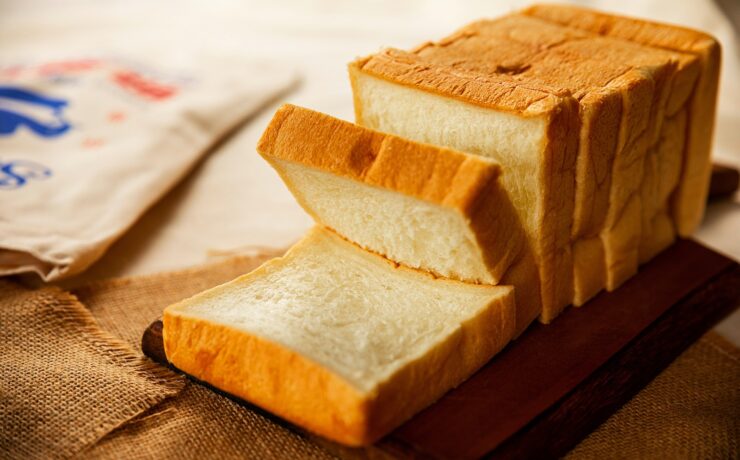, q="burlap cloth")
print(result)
[567,333,740,459]
[0,280,184,459]
[2,253,738,459]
